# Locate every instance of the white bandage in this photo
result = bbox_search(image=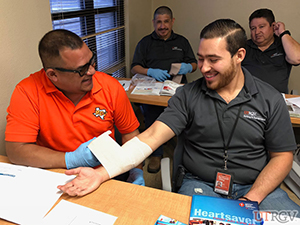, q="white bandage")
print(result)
[88,131,152,178]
